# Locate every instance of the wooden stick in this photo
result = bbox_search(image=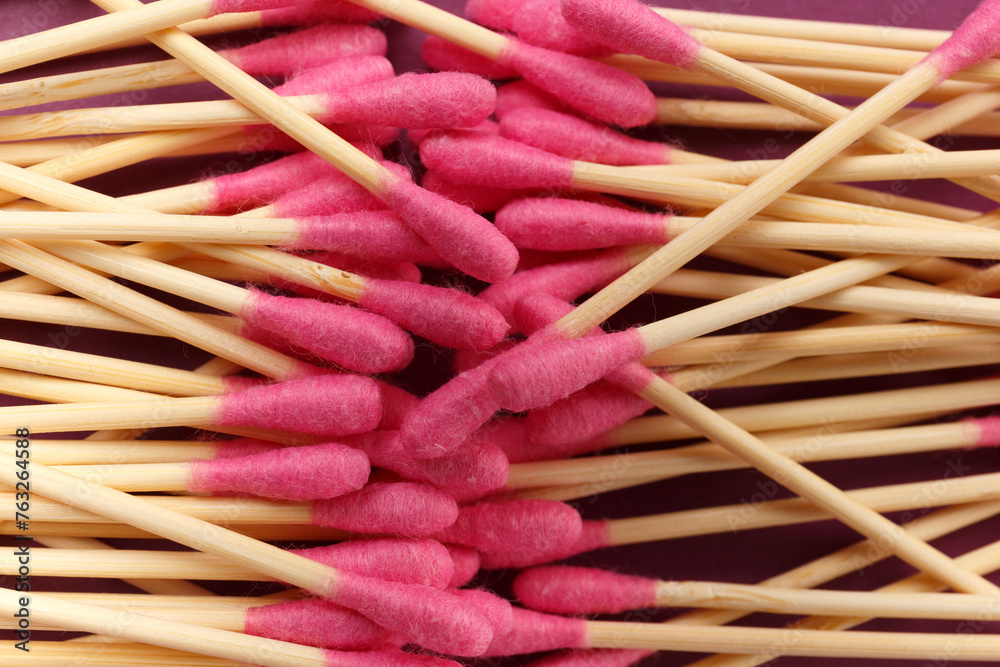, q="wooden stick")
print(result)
[0,521,341,541]
[0,439,218,465]
[0,641,242,666]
